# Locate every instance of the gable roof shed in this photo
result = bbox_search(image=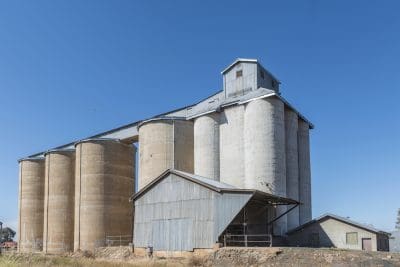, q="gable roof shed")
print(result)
[287,213,390,236]
[132,169,298,251]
